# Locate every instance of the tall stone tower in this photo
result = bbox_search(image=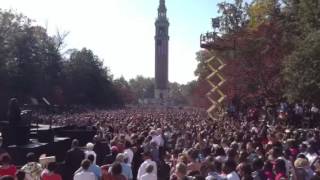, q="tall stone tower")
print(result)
[155,0,169,100]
